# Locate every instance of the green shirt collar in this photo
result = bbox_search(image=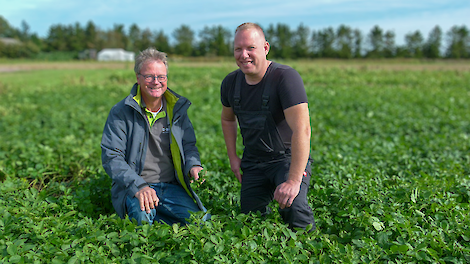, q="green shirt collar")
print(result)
[134,85,166,126]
